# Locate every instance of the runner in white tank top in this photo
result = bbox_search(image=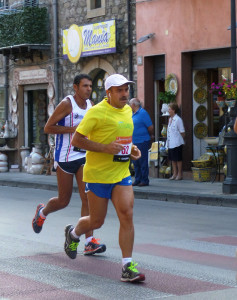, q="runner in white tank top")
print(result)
[54,95,92,163]
[32,74,106,256]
